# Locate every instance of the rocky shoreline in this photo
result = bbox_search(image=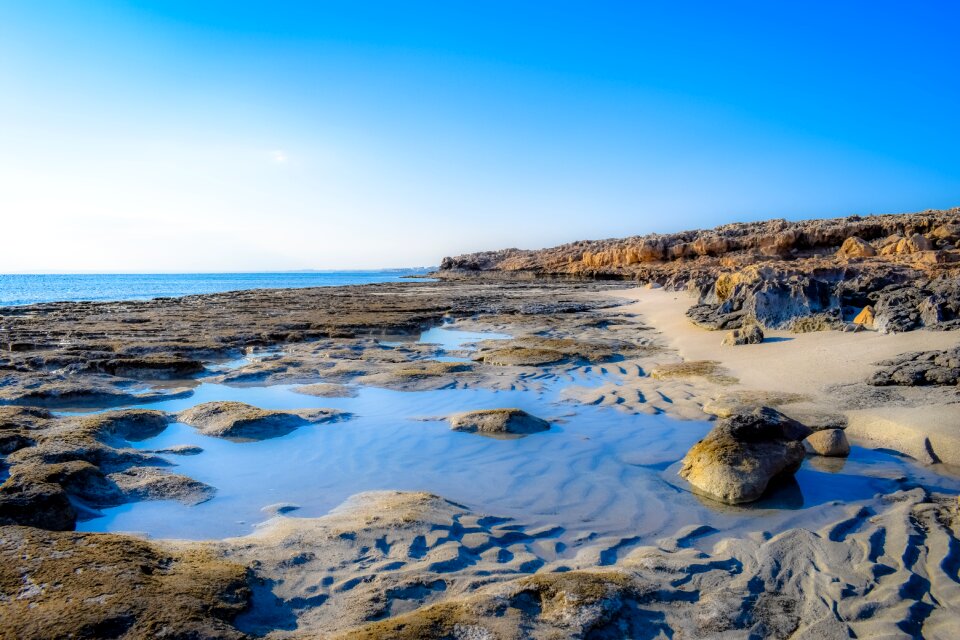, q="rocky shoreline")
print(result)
[2,212,960,638]
[441,207,960,333]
